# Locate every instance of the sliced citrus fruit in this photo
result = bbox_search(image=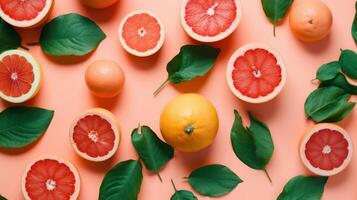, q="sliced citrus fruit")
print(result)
[22,157,80,200]
[180,0,242,42]
[0,50,42,103]
[118,10,165,57]
[0,0,53,28]
[70,108,120,162]
[226,43,286,103]
[80,0,118,9]
[300,123,353,176]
